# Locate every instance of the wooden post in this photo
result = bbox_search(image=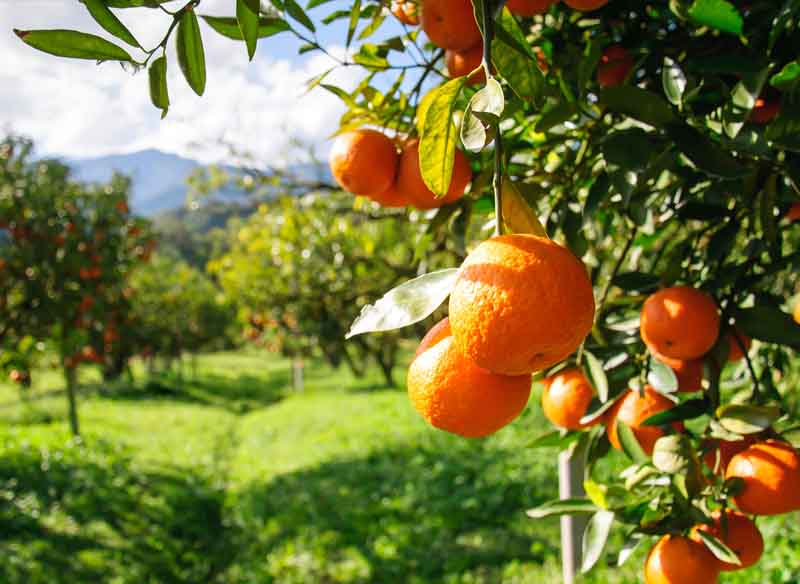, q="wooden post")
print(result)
[559,450,587,584]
